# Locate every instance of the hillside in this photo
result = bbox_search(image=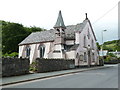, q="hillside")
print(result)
[102,40,120,51]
